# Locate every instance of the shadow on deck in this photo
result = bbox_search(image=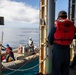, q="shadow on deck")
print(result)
[70,67,76,75]
[35,67,76,75]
